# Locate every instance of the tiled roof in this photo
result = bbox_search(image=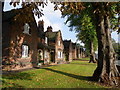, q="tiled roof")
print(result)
[45,31,58,42]
[38,42,55,50]
[2,9,18,21]
[63,40,71,48]
[72,43,76,49]
[38,31,45,39]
